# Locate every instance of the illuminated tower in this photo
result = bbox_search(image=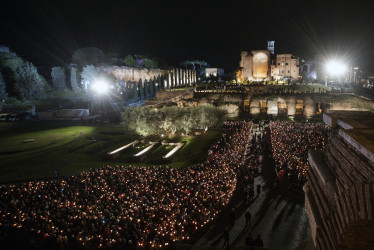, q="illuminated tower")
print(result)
[267,41,275,55]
